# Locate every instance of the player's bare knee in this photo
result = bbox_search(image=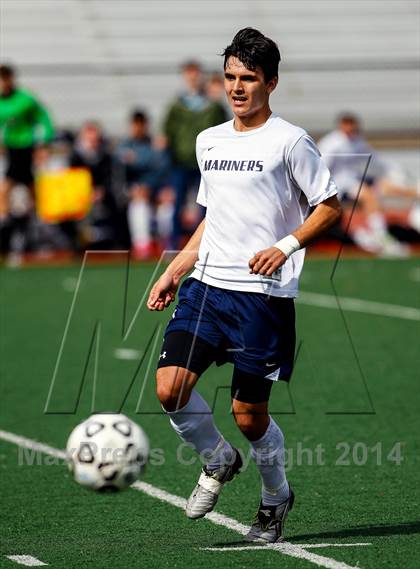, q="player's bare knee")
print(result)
[232,400,269,440]
[156,367,196,411]
[155,378,182,410]
[234,413,256,438]
[232,412,258,440]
